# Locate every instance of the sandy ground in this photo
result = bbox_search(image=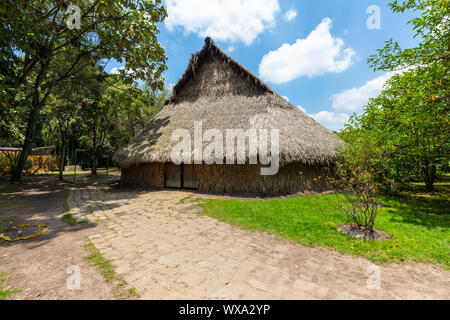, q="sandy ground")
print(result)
[0,174,449,299]
[0,175,114,299]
